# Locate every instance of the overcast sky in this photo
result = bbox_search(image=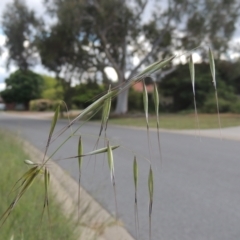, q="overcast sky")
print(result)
[0,0,49,90]
[0,0,239,91]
